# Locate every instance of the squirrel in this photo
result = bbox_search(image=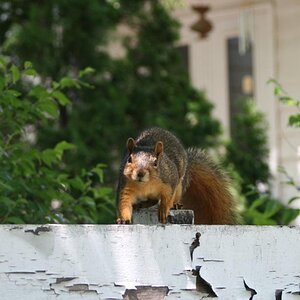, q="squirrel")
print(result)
[116,127,238,225]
